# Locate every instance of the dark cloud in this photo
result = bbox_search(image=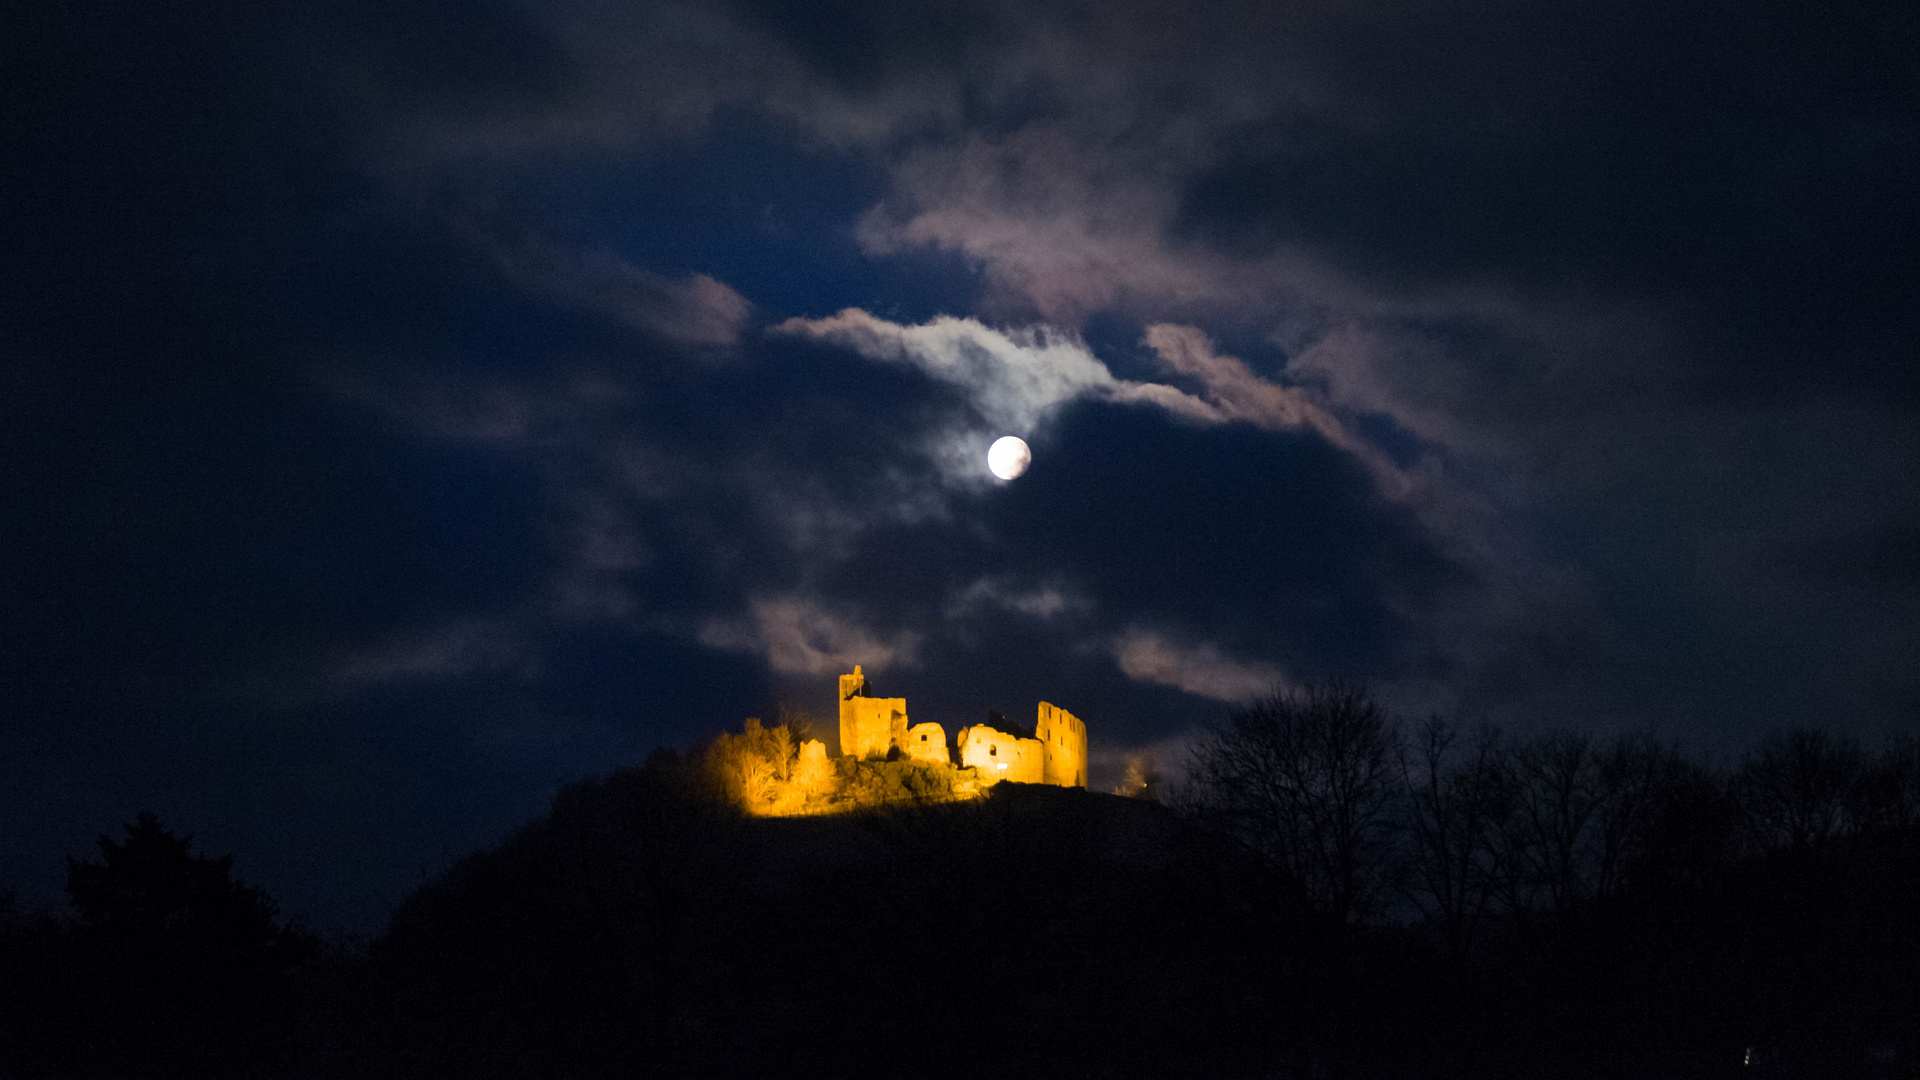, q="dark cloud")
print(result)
[1171,1,1920,399]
